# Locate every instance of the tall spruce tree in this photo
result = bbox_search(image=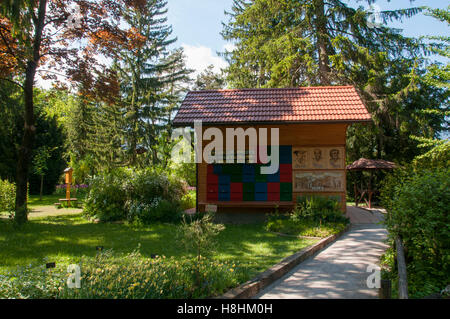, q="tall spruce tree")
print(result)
[222,0,447,163]
[114,0,191,166]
